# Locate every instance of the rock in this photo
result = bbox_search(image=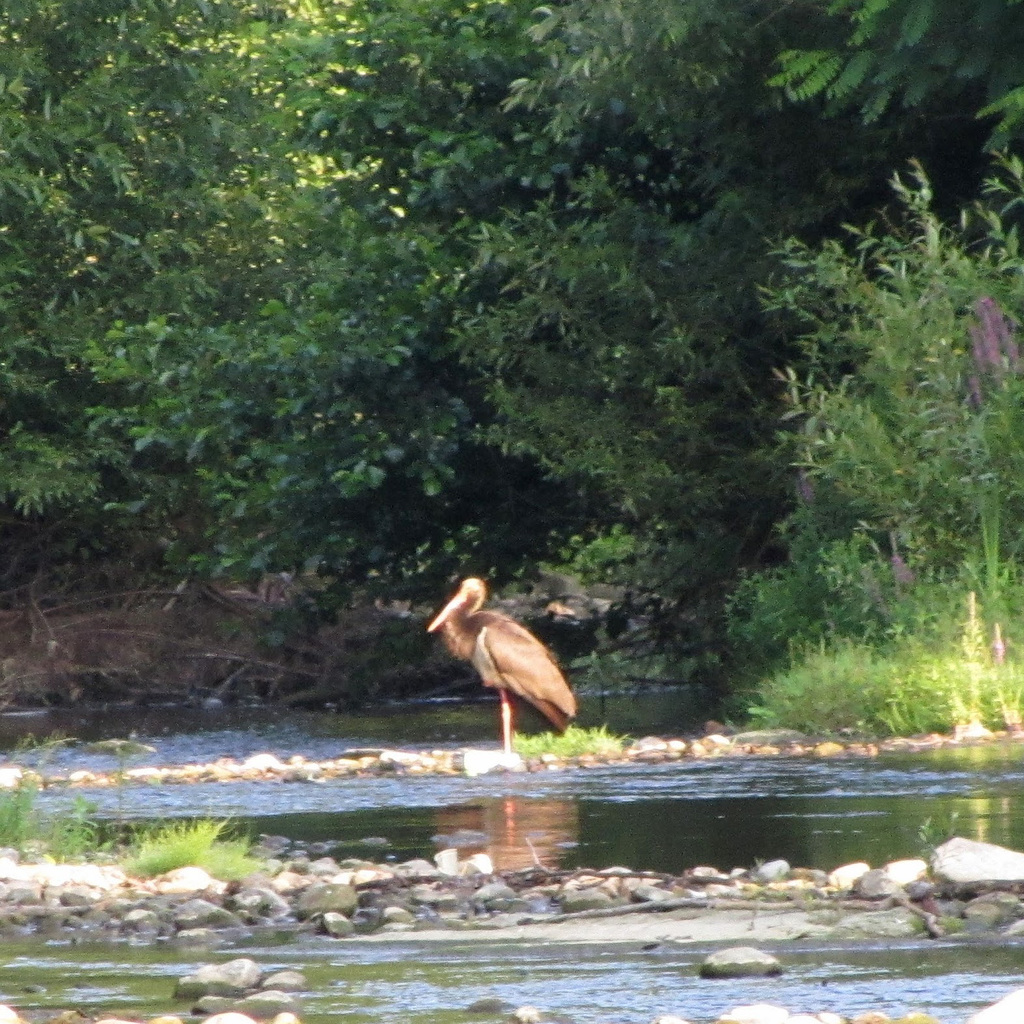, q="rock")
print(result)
[473,882,517,905]
[962,892,1023,929]
[751,859,790,884]
[391,859,441,879]
[307,857,342,876]
[0,1007,22,1024]
[153,867,225,895]
[294,882,357,919]
[633,883,674,903]
[698,947,782,979]
[226,887,292,921]
[790,867,829,887]
[172,898,243,930]
[905,880,936,901]
[509,1007,543,1024]
[56,885,99,907]
[381,906,416,924]
[813,741,845,756]
[260,971,306,992]
[884,858,928,885]
[651,1017,694,1024]
[319,911,354,937]
[829,906,924,939]
[460,750,525,777]
[174,928,227,946]
[932,837,1024,890]
[434,849,459,875]
[716,1004,789,1024]
[242,753,287,773]
[968,986,1024,1023]
[201,1014,261,1024]
[853,868,904,899]
[558,888,616,913]
[466,997,515,1014]
[174,958,263,999]
[731,729,808,745]
[409,885,463,911]
[194,990,300,1020]
[828,861,871,889]
[459,853,494,876]
[121,908,161,933]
